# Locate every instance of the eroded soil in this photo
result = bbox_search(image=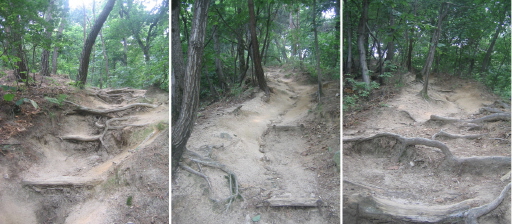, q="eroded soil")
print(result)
[343,73,511,223]
[172,67,340,224]
[0,74,169,223]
